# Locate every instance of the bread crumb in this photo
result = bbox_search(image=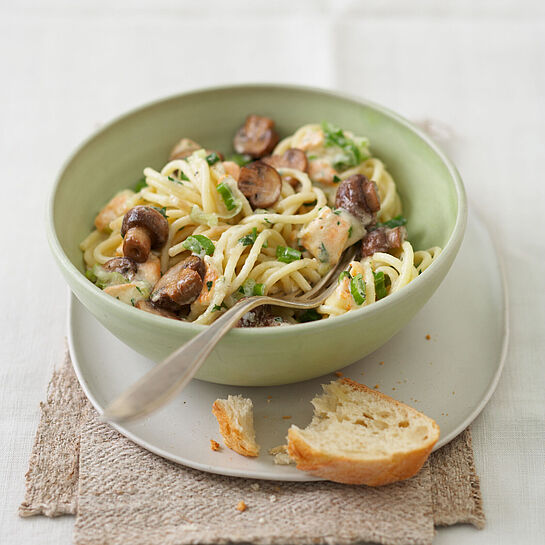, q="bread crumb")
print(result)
[282,415,292,420]
[374,384,379,389]
[269,494,277,503]
[425,334,431,340]
[335,371,343,377]
[269,445,294,465]
[379,361,384,365]
[250,483,260,491]
[236,501,247,512]
[266,395,272,403]
[210,439,220,451]
[392,387,396,391]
